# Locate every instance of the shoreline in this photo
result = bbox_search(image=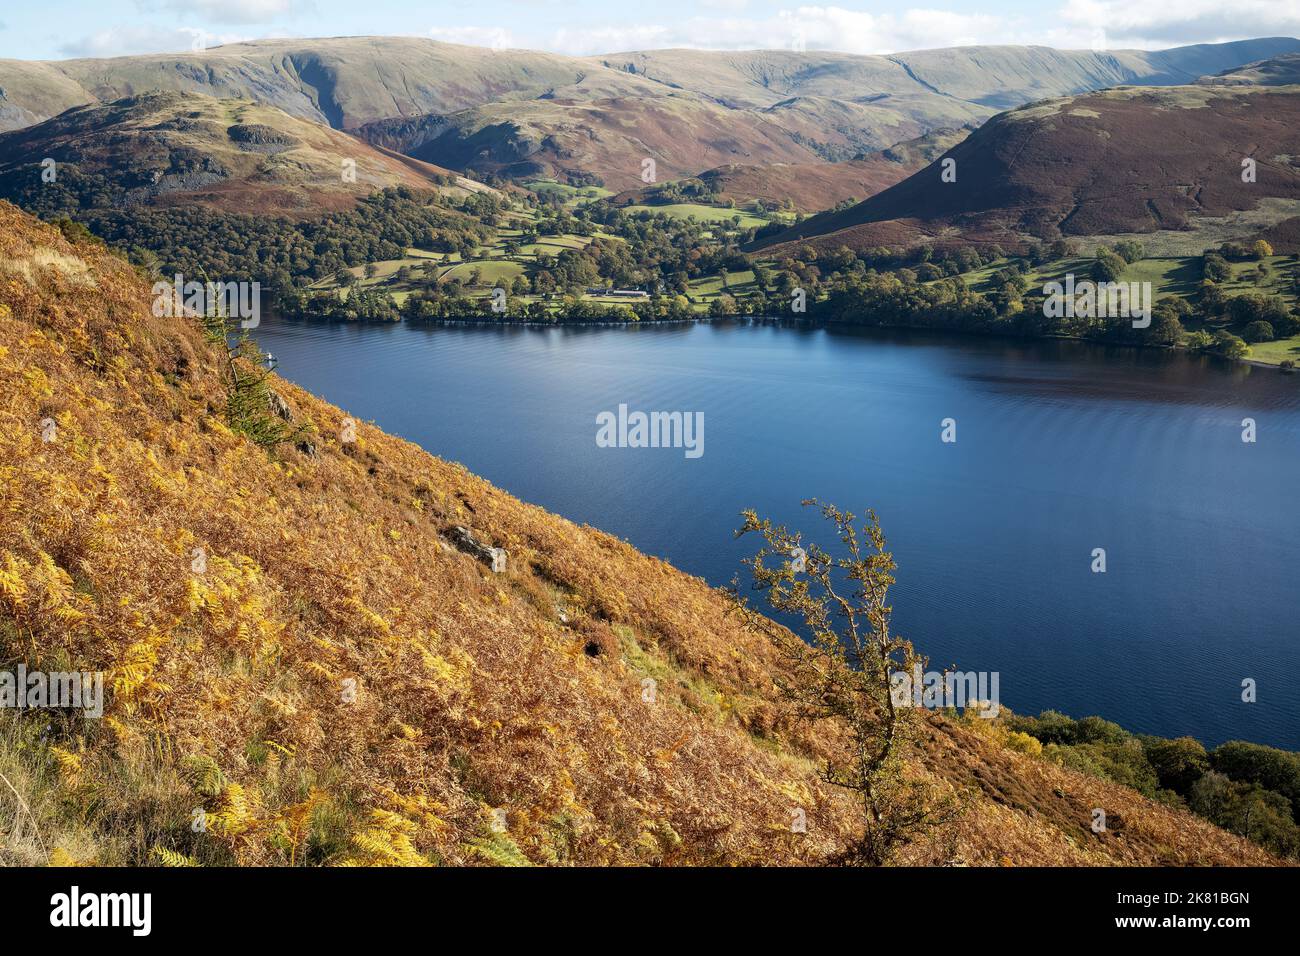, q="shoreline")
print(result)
[269,308,1300,374]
